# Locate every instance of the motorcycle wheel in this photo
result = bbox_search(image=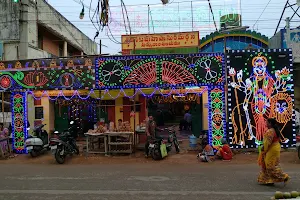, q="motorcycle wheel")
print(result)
[174,140,180,153]
[30,150,38,158]
[298,146,300,160]
[151,147,162,160]
[55,149,66,164]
